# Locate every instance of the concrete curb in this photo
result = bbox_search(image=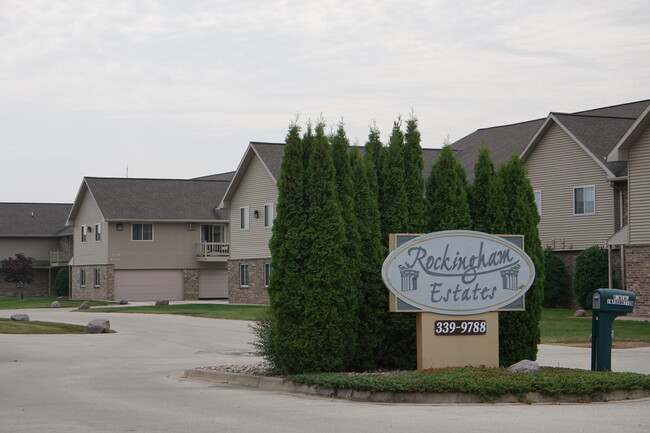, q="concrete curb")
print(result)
[182,369,650,404]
